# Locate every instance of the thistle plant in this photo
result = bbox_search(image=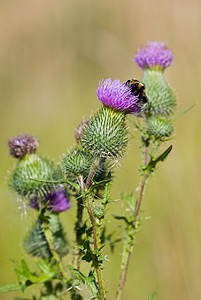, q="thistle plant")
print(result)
[0,41,179,299]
